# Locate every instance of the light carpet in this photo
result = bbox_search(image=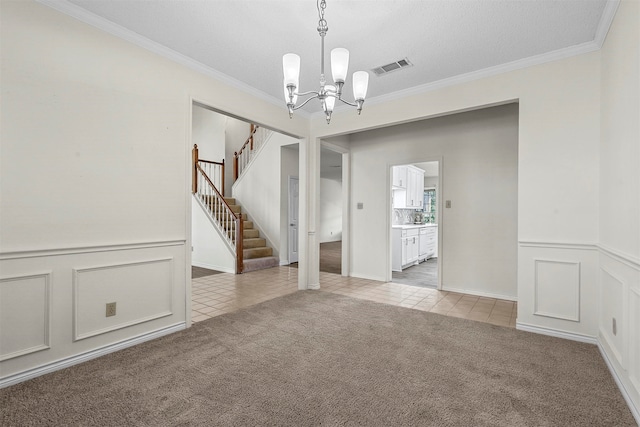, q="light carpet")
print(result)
[1,291,635,426]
